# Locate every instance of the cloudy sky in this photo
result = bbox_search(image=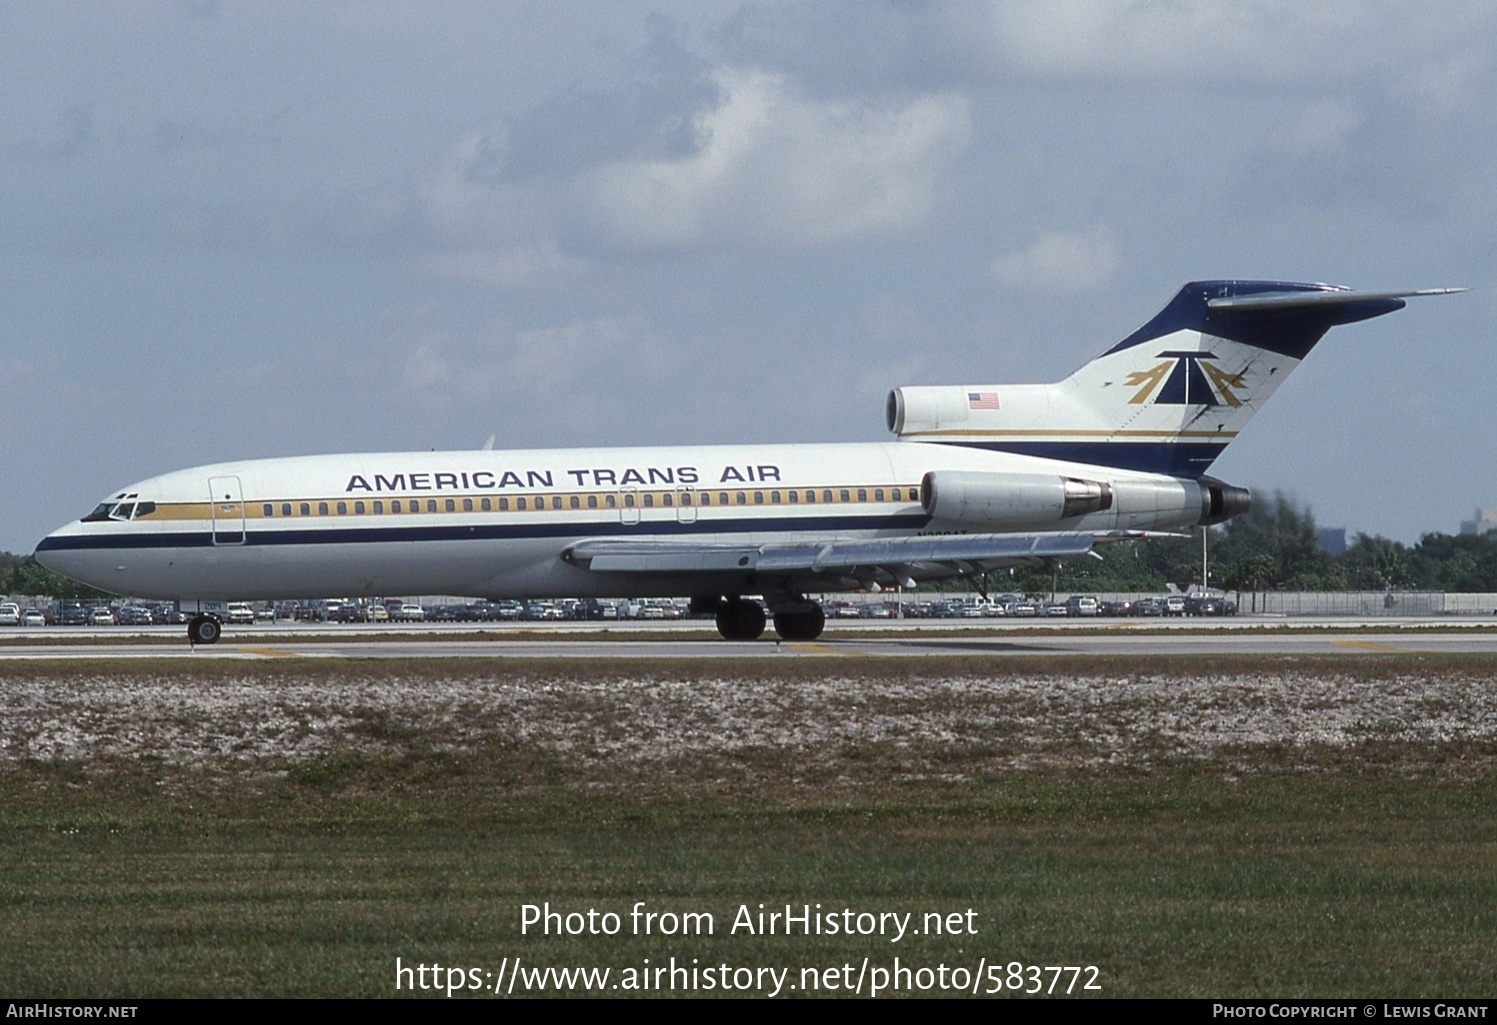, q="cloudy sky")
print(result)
[3,0,1493,553]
